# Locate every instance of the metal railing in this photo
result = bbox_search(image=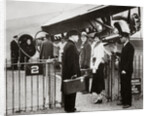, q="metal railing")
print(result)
[5,59,62,115]
[5,54,143,115]
[103,54,143,101]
